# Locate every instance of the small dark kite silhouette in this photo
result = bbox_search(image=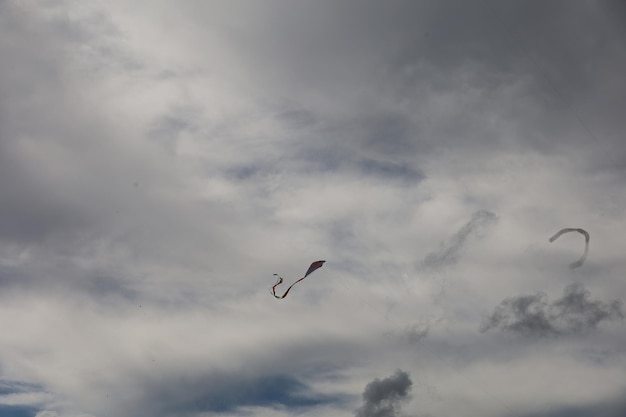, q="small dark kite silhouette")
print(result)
[271,260,326,299]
